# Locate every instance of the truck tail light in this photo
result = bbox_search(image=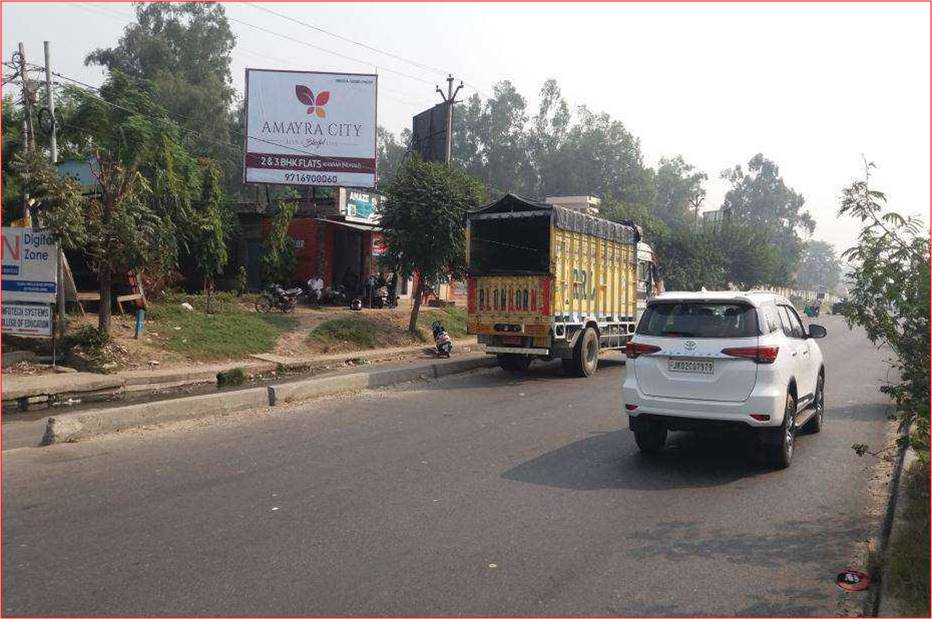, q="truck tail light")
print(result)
[721,346,779,364]
[625,342,661,358]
